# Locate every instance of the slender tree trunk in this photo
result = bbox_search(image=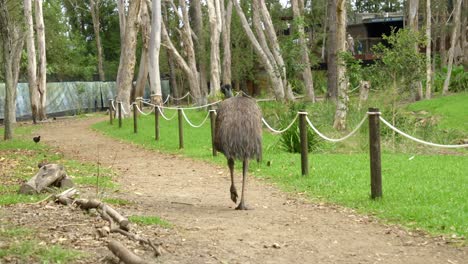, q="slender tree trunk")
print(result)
[0,2,24,140]
[408,0,423,101]
[440,9,447,66]
[207,0,223,96]
[461,0,468,67]
[148,0,162,105]
[115,0,141,114]
[425,0,432,99]
[333,0,348,130]
[327,0,338,100]
[24,0,39,124]
[442,0,463,95]
[90,0,105,81]
[292,0,315,102]
[232,0,287,101]
[133,0,150,103]
[222,0,232,87]
[35,0,47,120]
[192,0,209,97]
